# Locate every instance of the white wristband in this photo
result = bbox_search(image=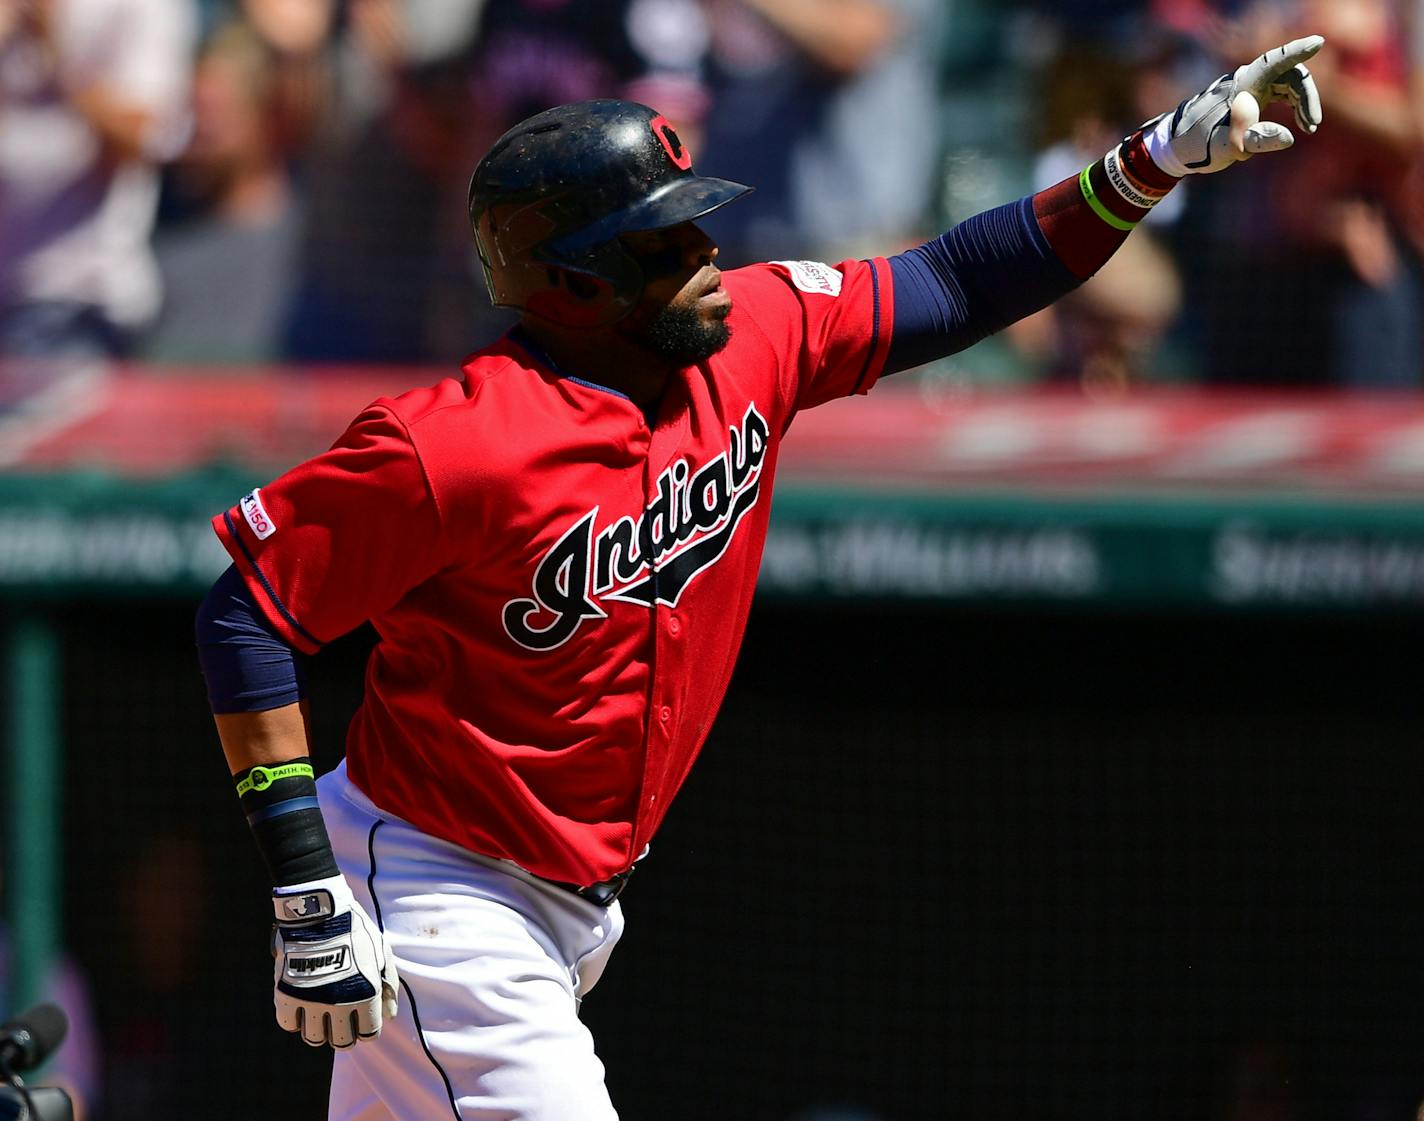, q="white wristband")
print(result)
[1103,146,1165,210]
